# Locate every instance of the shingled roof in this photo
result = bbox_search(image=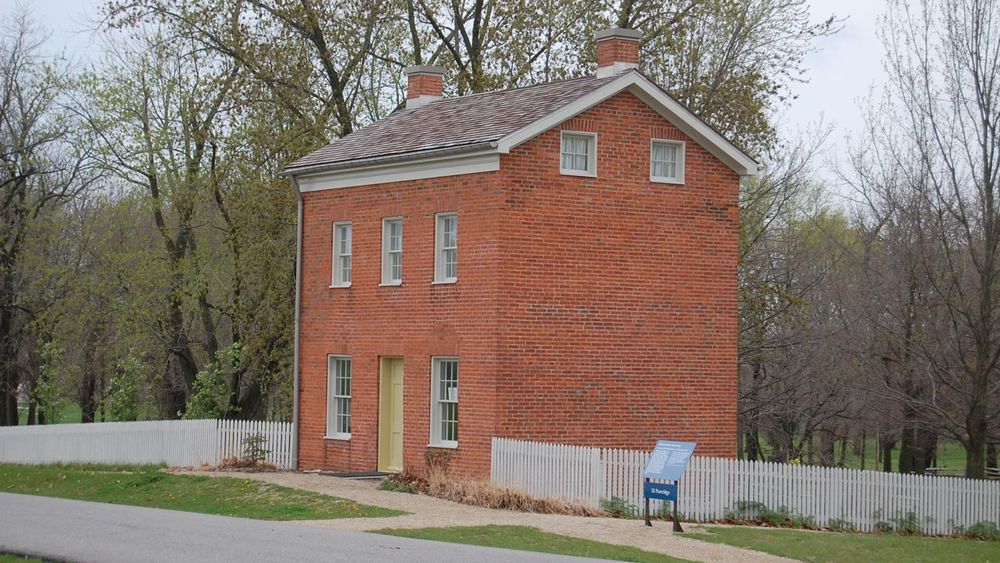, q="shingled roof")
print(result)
[283,75,619,174]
